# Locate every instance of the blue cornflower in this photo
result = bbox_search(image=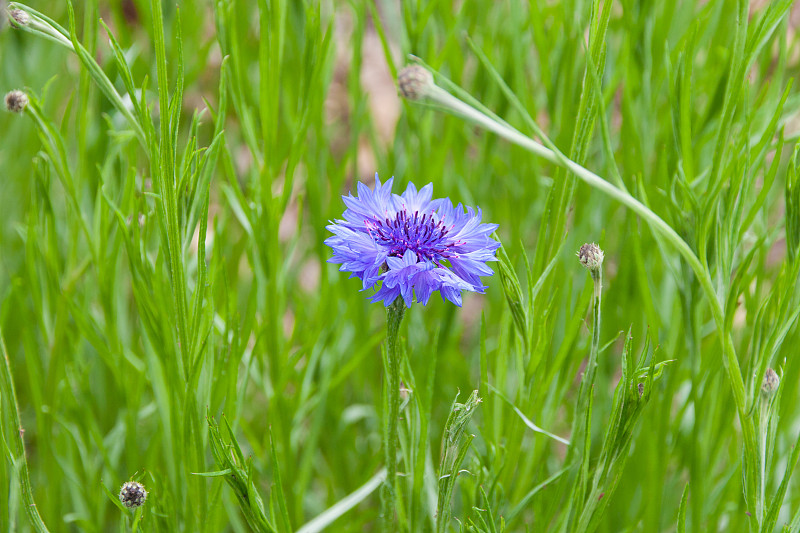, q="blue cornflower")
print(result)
[325,174,500,307]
